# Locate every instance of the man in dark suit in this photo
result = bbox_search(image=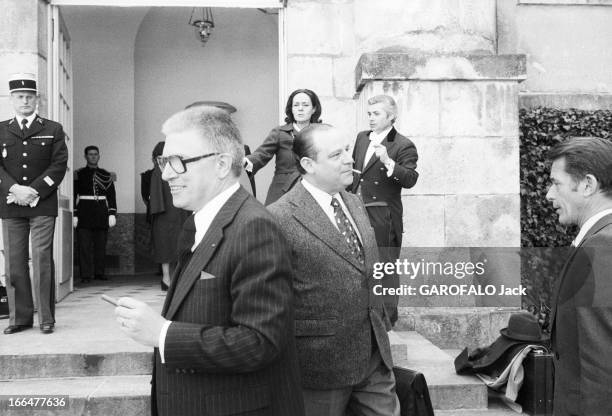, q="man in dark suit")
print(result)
[114,106,304,416]
[350,94,418,324]
[269,124,399,416]
[546,137,612,416]
[73,145,117,283]
[0,73,68,335]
